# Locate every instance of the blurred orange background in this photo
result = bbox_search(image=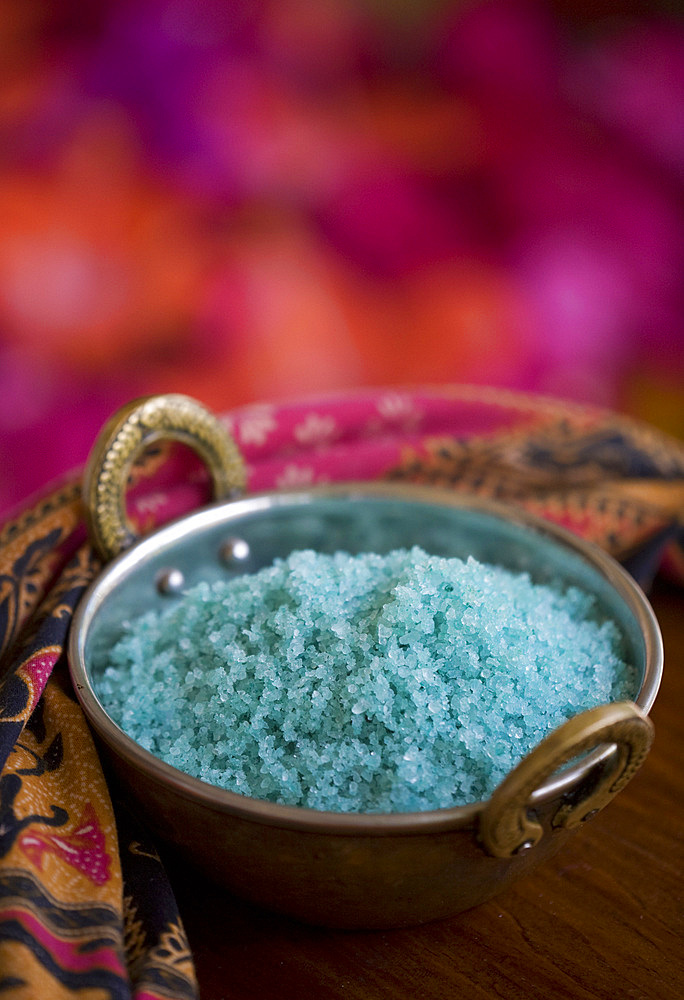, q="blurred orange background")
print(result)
[1,0,682,515]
